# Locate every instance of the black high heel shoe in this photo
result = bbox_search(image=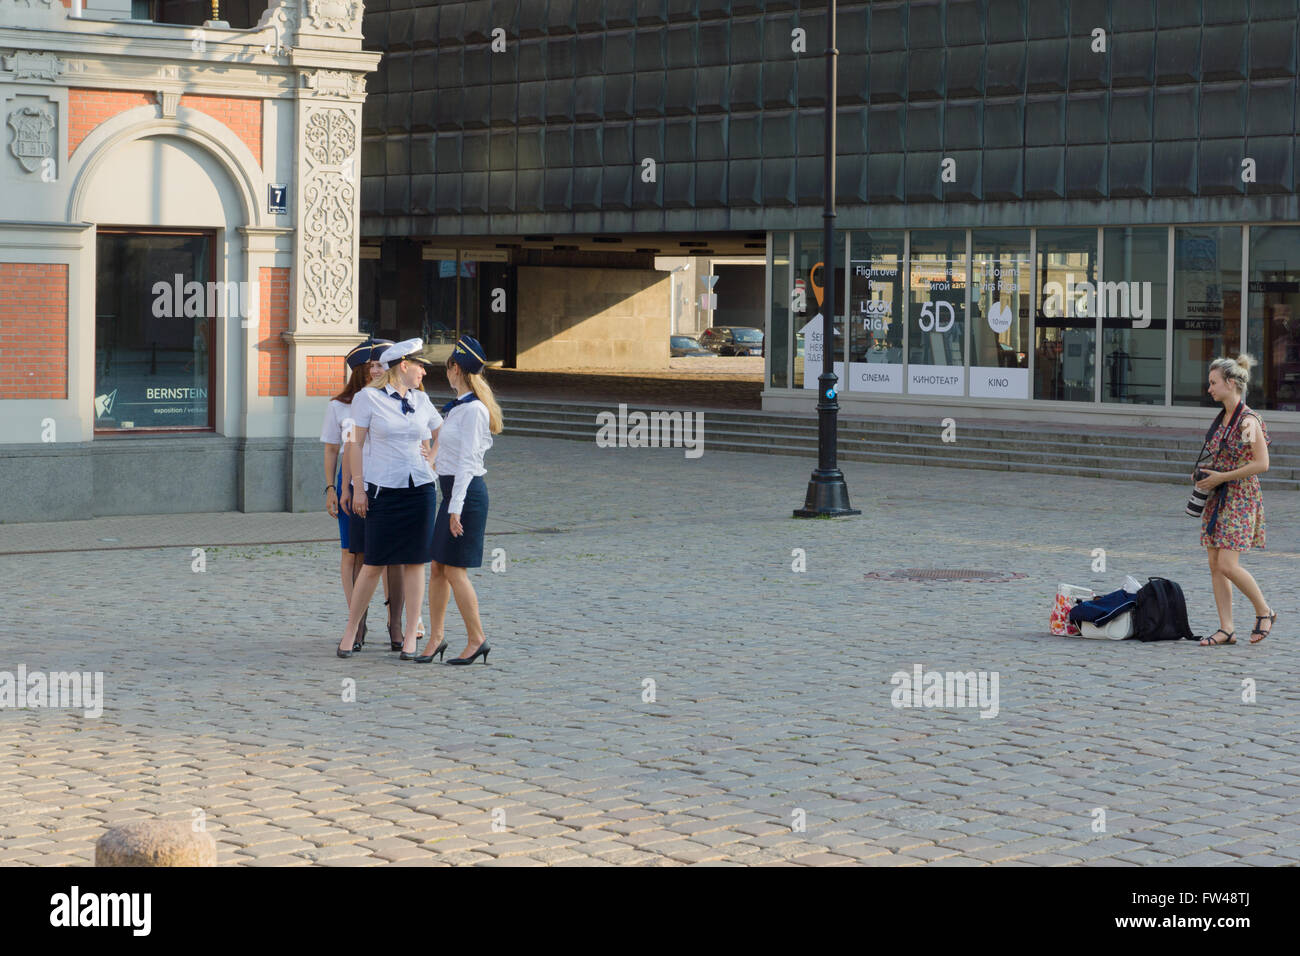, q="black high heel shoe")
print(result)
[386,599,403,651]
[411,641,448,664]
[398,635,425,661]
[337,624,362,657]
[447,643,490,666]
[354,613,367,651]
